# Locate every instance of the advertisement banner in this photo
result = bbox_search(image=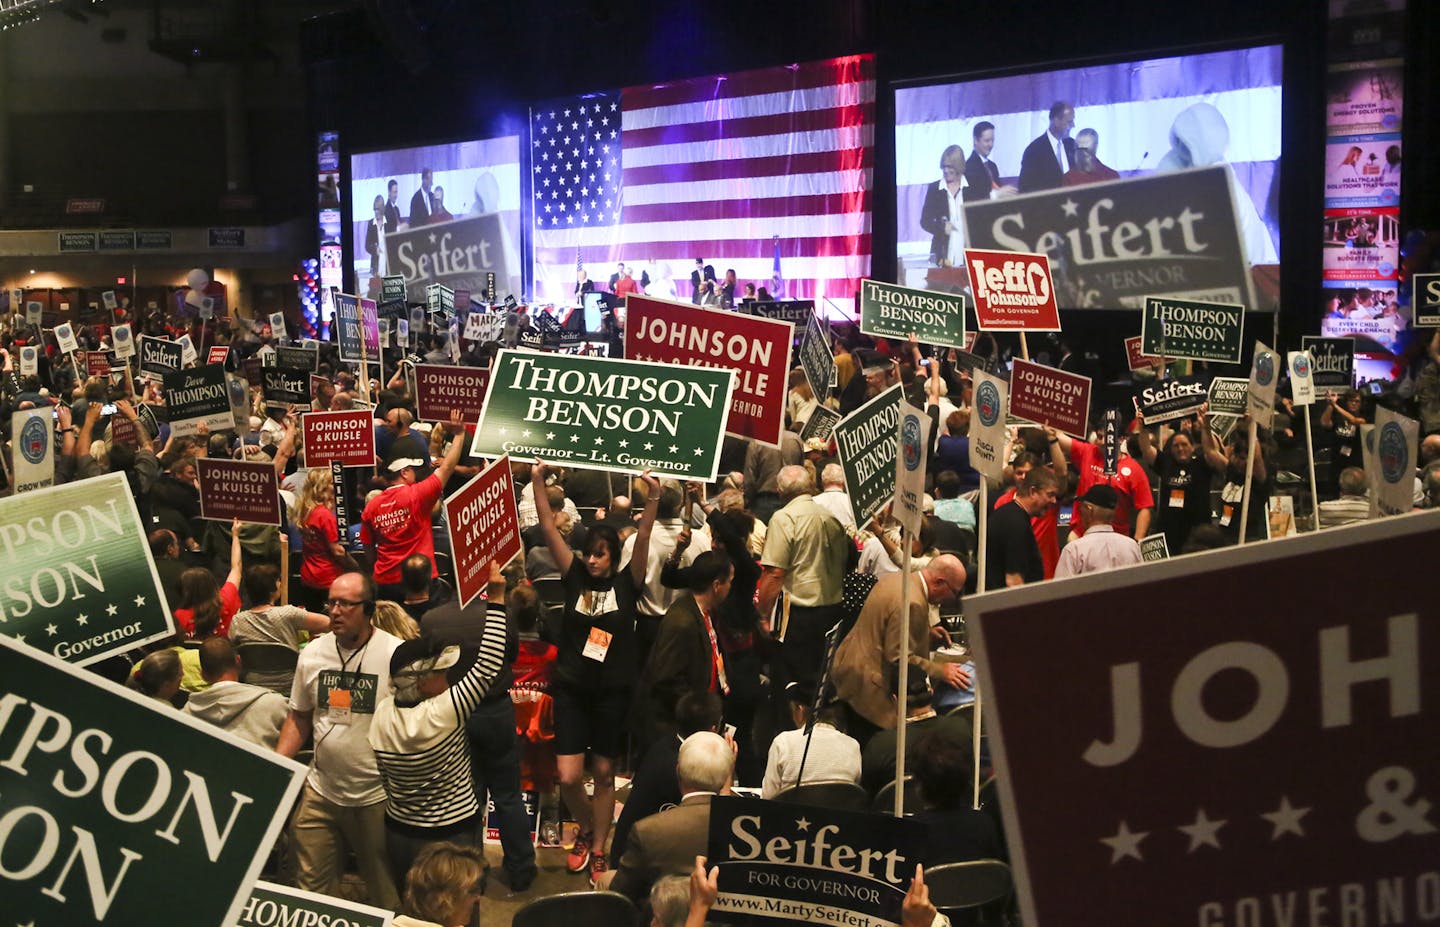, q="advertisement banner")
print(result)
[1370,407,1417,518]
[797,311,834,405]
[385,213,518,305]
[705,795,927,927]
[1141,297,1244,364]
[0,636,306,927]
[968,510,1440,927]
[1322,207,1399,281]
[197,458,282,526]
[858,278,967,349]
[1323,135,1401,207]
[237,882,392,927]
[799,406,841,444]
[1409,272,1440,327]
[163,364,232,436]
[442,455,522,608]
[964,248,1060,331]
[10,408,54,492]
[1133,376,1208,424]
[470,351,735,482]
[1288,351,1316,406]
[415,364,490,425]
[334,293,380,363]
[970,371,1009,483]
[0,472,176,663]
[1124,336,1162,373]
[302,410,376,467]
[833,384,902,530]
[1009,359,1092,438]
[1300,336,1356,389]
[625,295,794,447]
[894,398,929,536]
[1247,341,1279,423]
[964,166,1256,310]
[1326,60,1403,135]
[260,365,313,411]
